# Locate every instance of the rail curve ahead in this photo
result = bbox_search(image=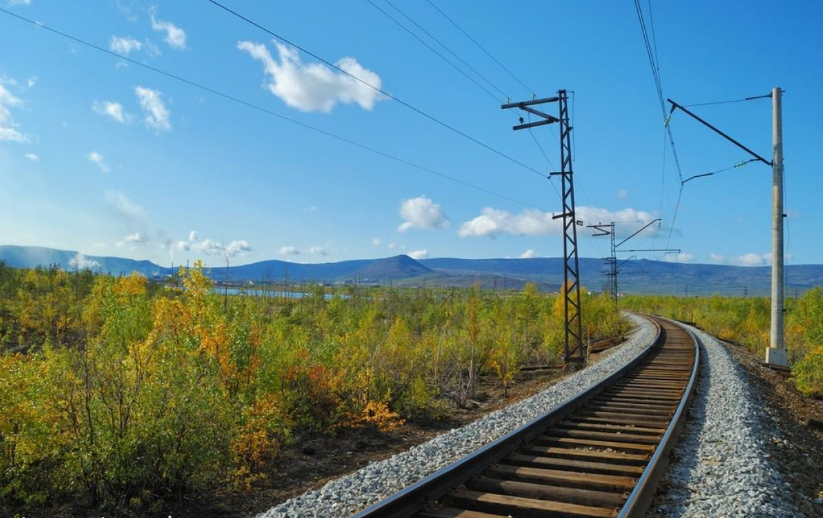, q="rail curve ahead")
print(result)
[351,316,699,518]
